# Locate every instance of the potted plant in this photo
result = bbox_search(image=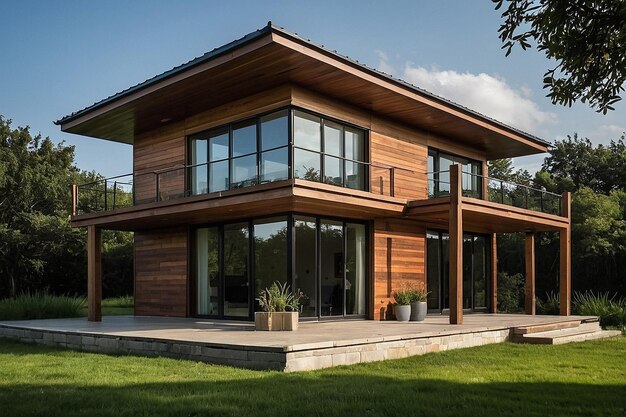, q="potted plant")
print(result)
[255,281,304,331]
[393,287,412,322]
[409,283,429,322]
